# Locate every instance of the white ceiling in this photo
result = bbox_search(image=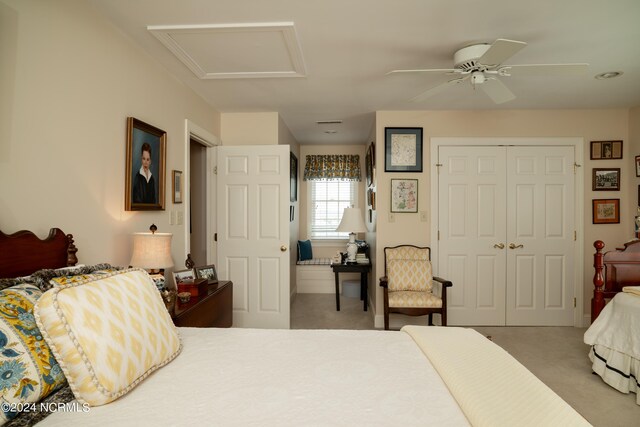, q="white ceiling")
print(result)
[89,0,640,145]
